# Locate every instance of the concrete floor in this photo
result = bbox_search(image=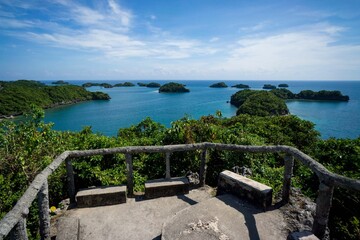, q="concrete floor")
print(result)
[57,187,288,240]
